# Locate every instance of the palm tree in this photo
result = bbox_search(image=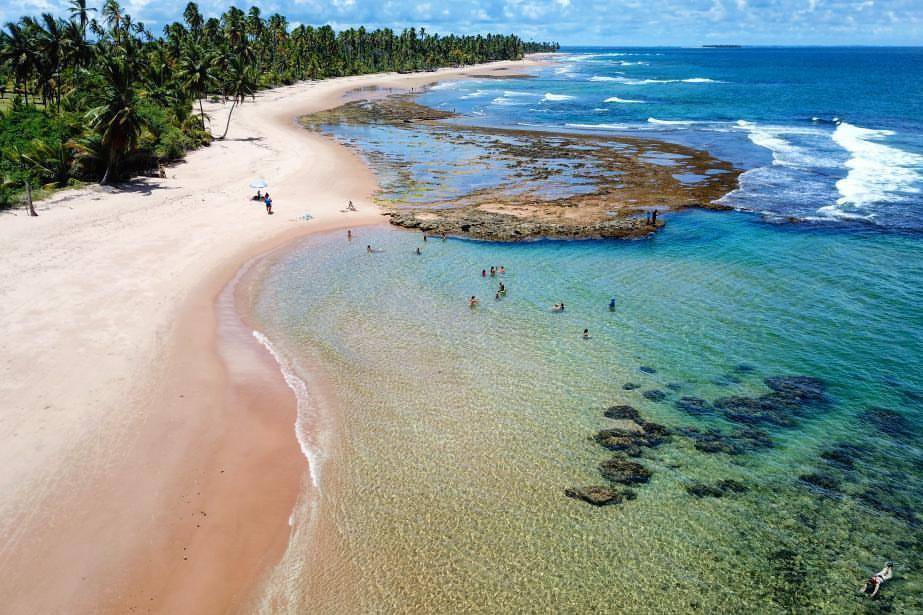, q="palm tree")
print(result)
[177,42,219,131]
[0,21,37,104]
[85,55,147,183]
[217,55,256,139]
[68,0,97,36]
